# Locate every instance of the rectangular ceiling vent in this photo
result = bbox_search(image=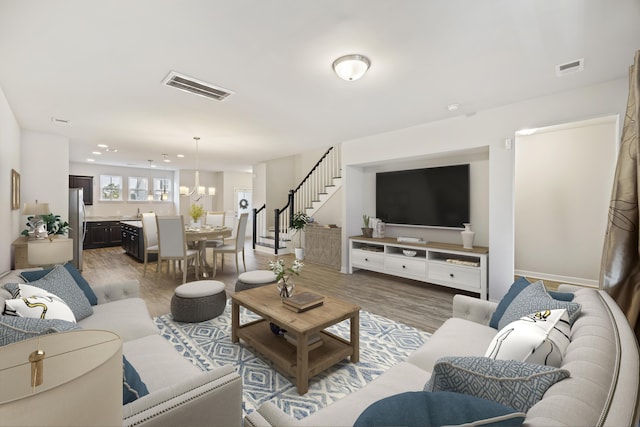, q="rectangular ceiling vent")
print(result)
[556,58,584,77]
[162,71,233,101]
